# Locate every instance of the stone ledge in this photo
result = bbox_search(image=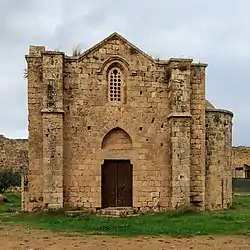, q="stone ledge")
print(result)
[25,54,42,60]
[98,207,135,217]
[167,112,192,119]
[165,58,193,65]
[205,108,233,117]
[233,146,250,149]
[41,51,65,56]
[65,206,163,217]
[191,62,208,68]
[41,109,64,114]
